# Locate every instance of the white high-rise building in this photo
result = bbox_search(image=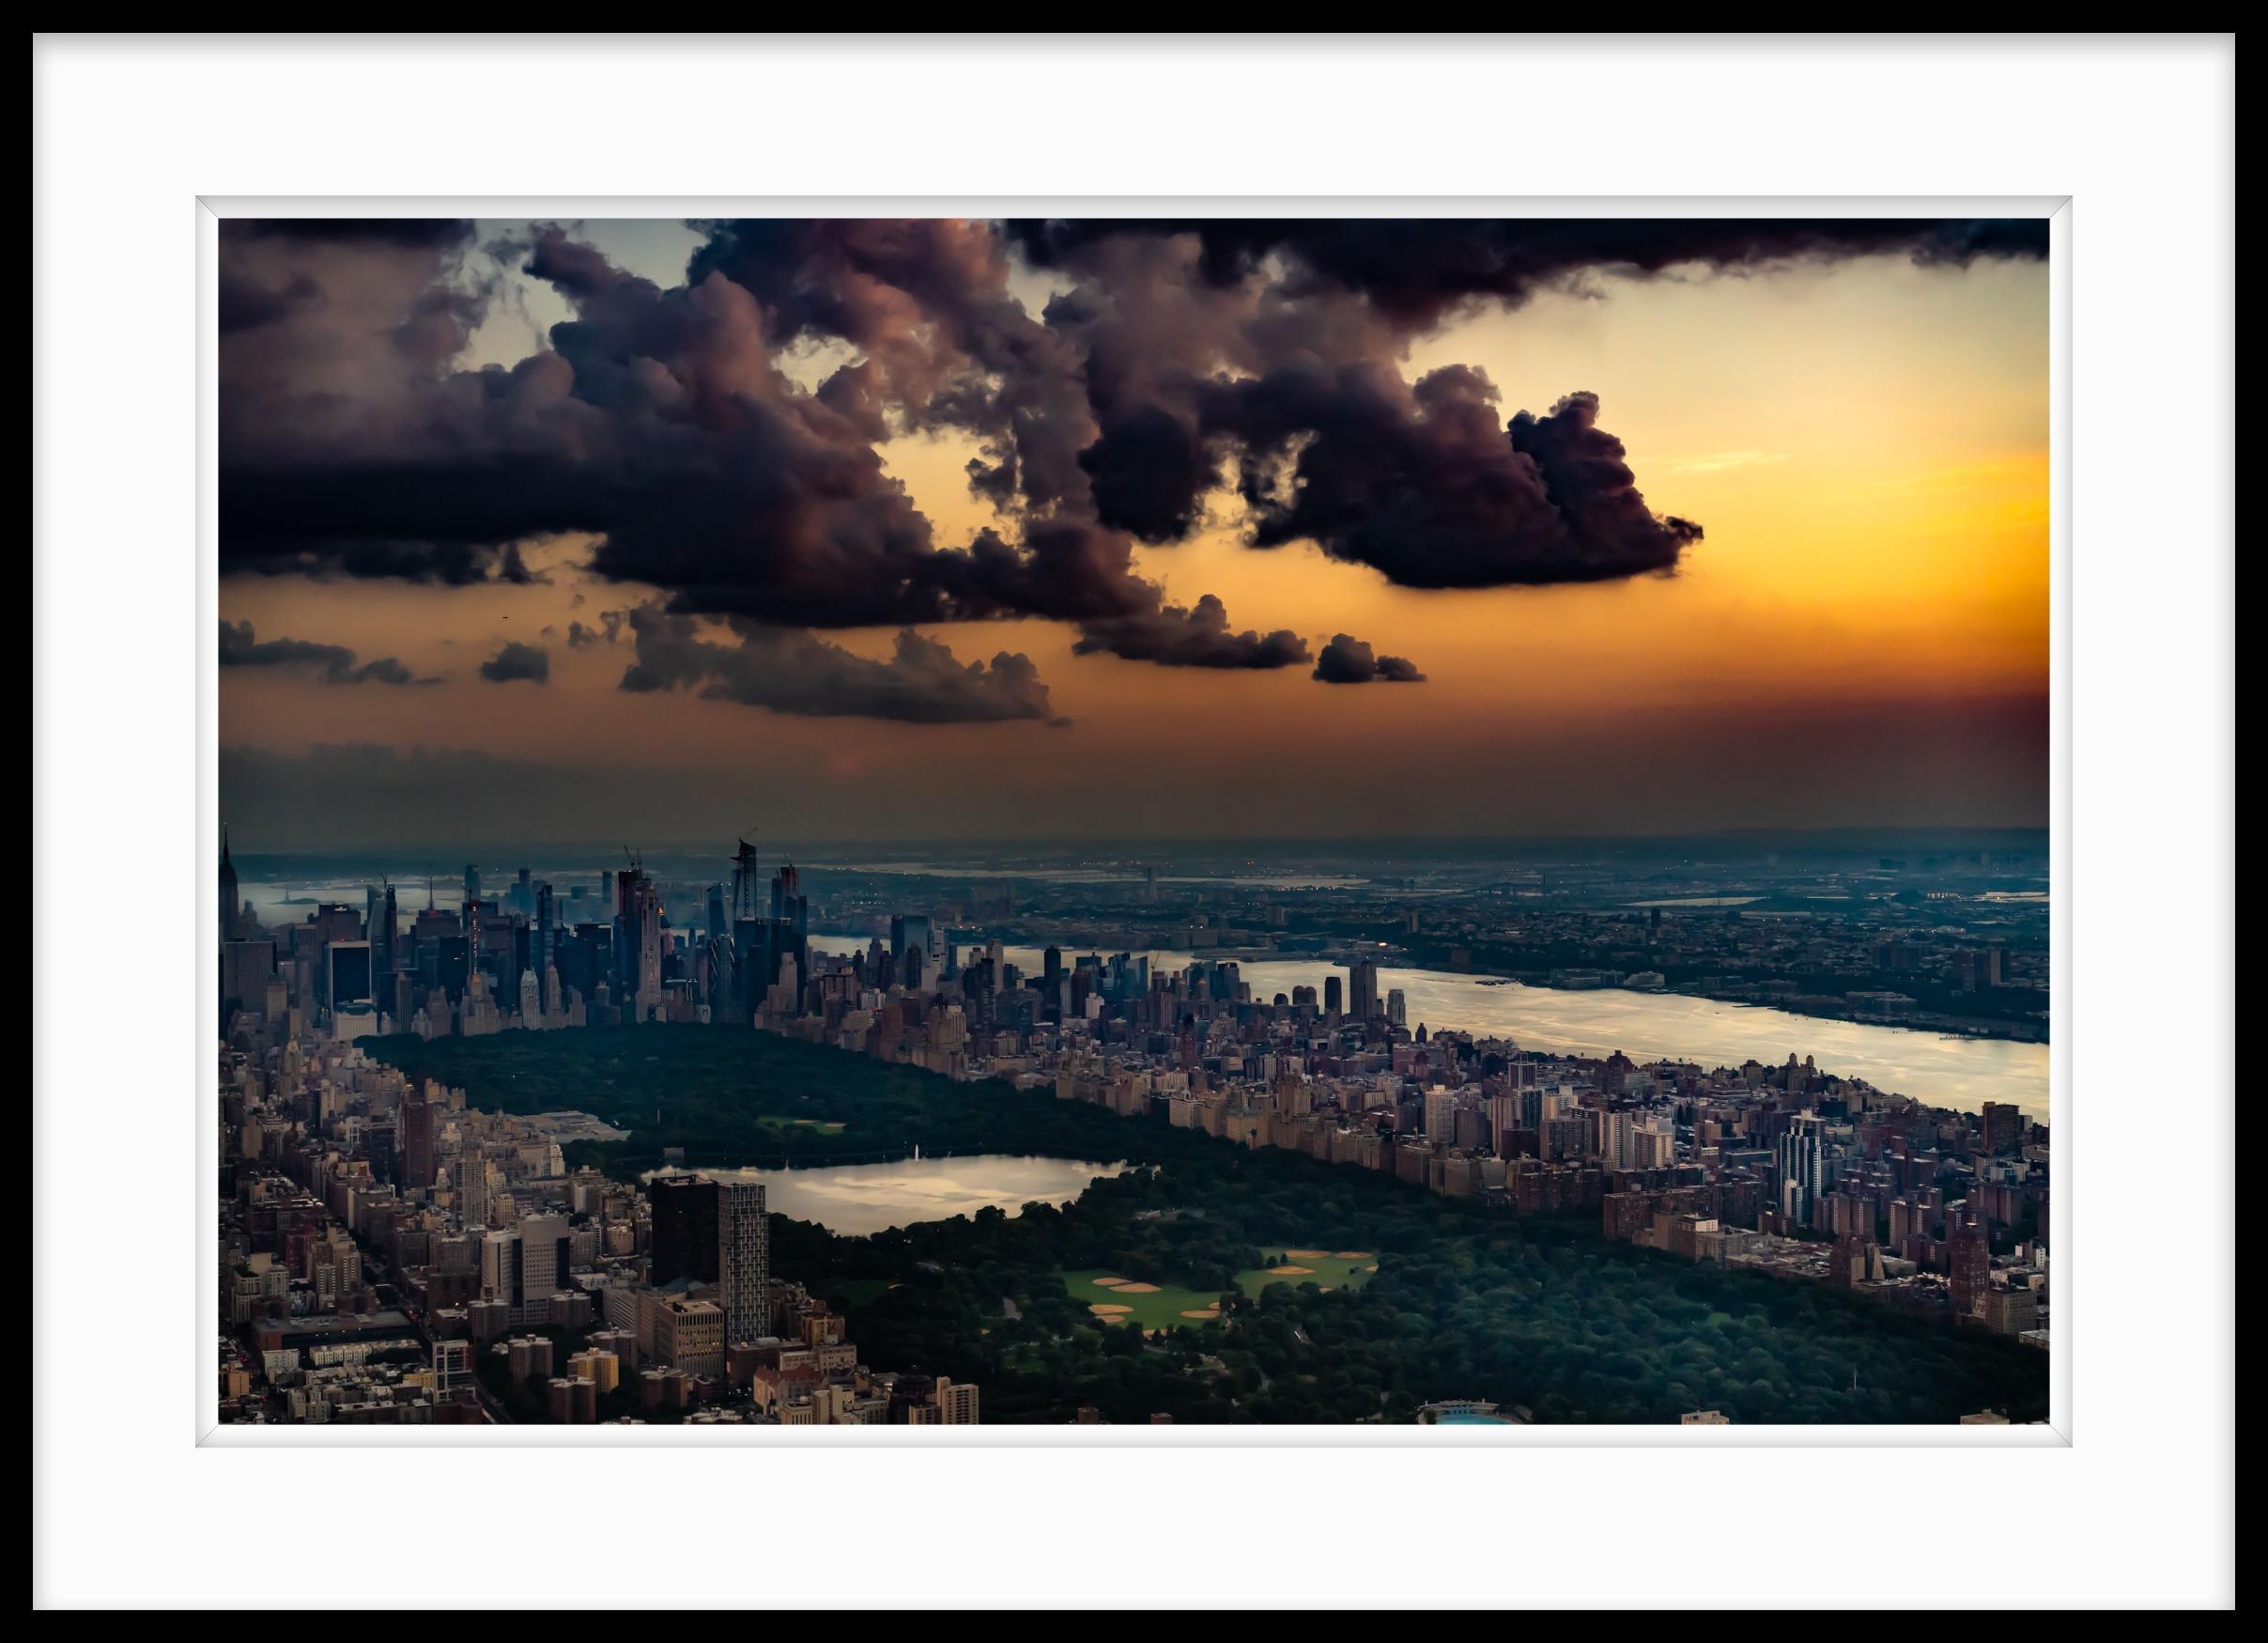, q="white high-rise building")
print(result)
[933,1377,980,1424]
[1424,1087,1458,1141]
[518,1212,569,1307]
[480,1228,519,1304]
